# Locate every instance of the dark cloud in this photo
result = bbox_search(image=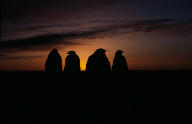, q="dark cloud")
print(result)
[88,18,177,30]
[0,55,43,60]
[83,18,192,37]
[0,29,106,50]
[1,18,192,52]
[157,22,192,36]
[0,54,5,57]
